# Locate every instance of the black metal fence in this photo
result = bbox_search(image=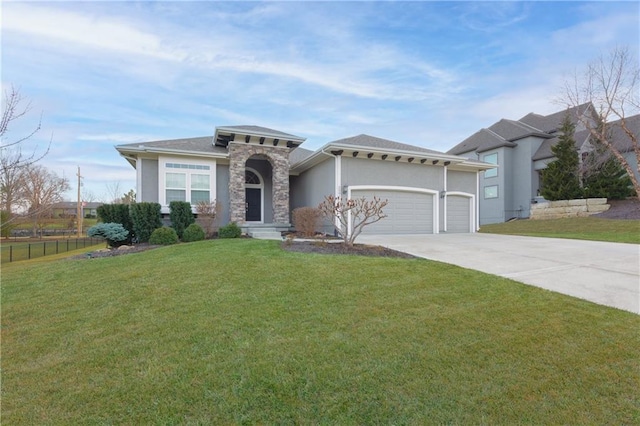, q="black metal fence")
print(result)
[1,237,104,263]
